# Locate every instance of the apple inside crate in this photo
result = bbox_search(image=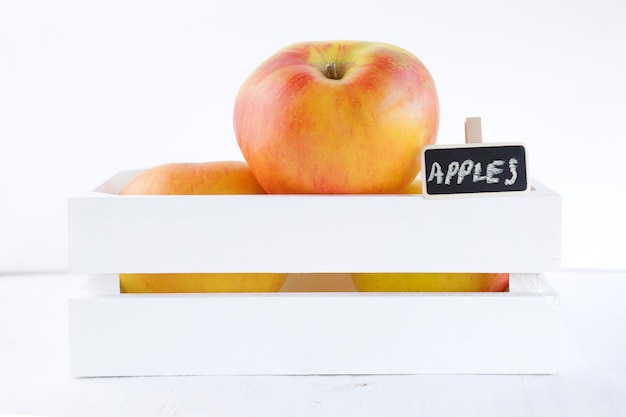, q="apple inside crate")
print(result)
[67,169,562,377]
